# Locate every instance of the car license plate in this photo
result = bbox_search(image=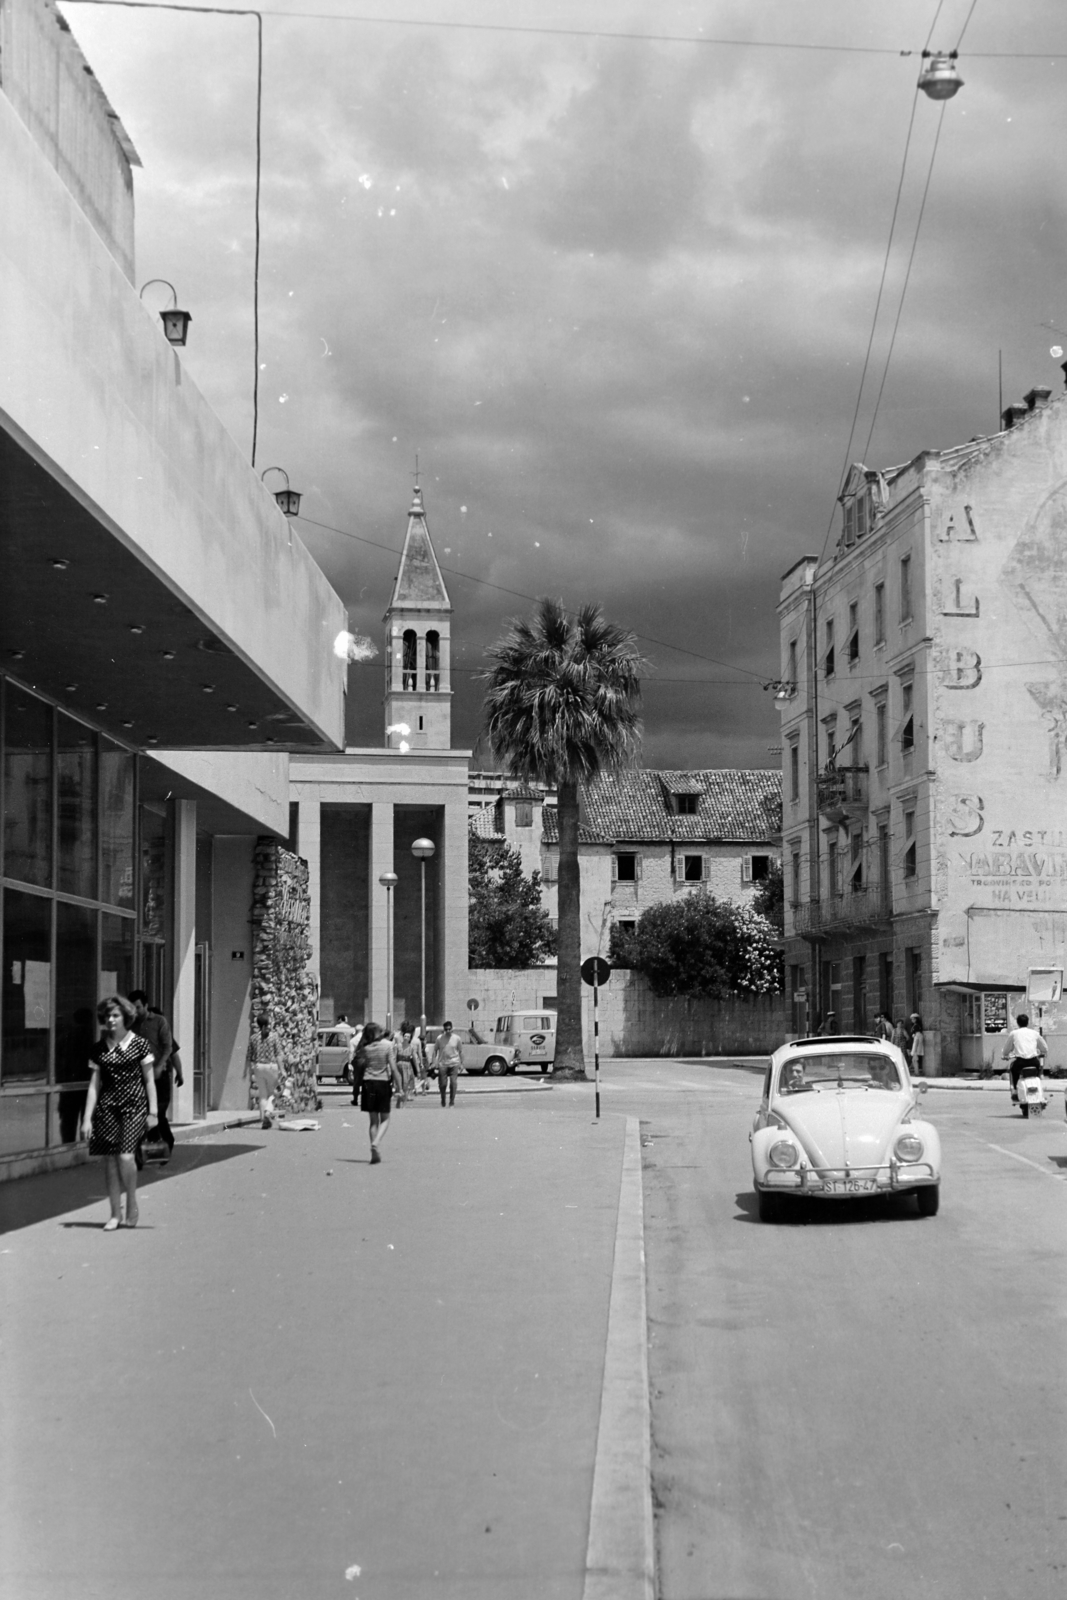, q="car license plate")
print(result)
[825,1178,876,1194]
